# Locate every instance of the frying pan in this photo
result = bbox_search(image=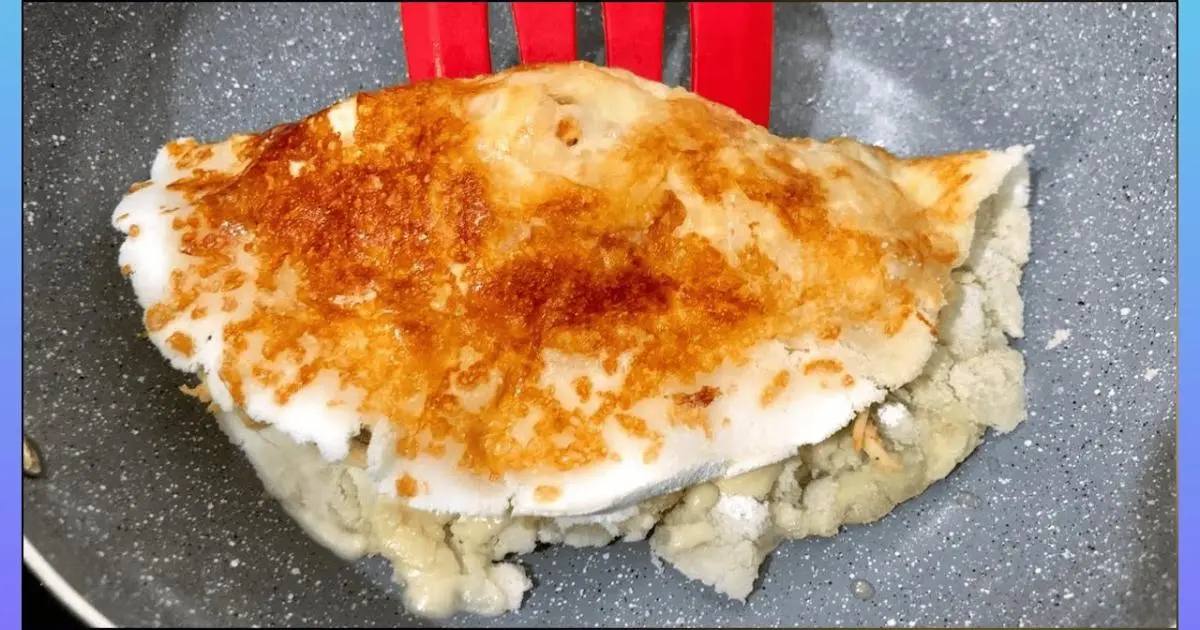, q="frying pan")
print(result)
[21,2,1178,627]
